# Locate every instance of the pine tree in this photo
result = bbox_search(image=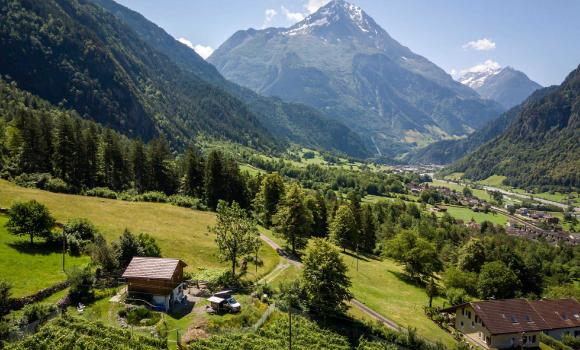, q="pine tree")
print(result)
[52,115,77,184]
[305,192,328,237]
[204,150,225,210]
[181,146,204,197]
[148,137,176,194]
[272,183,313,255]
[254,172,285,227]
[131,140,149,193]
[359,204,377,253]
